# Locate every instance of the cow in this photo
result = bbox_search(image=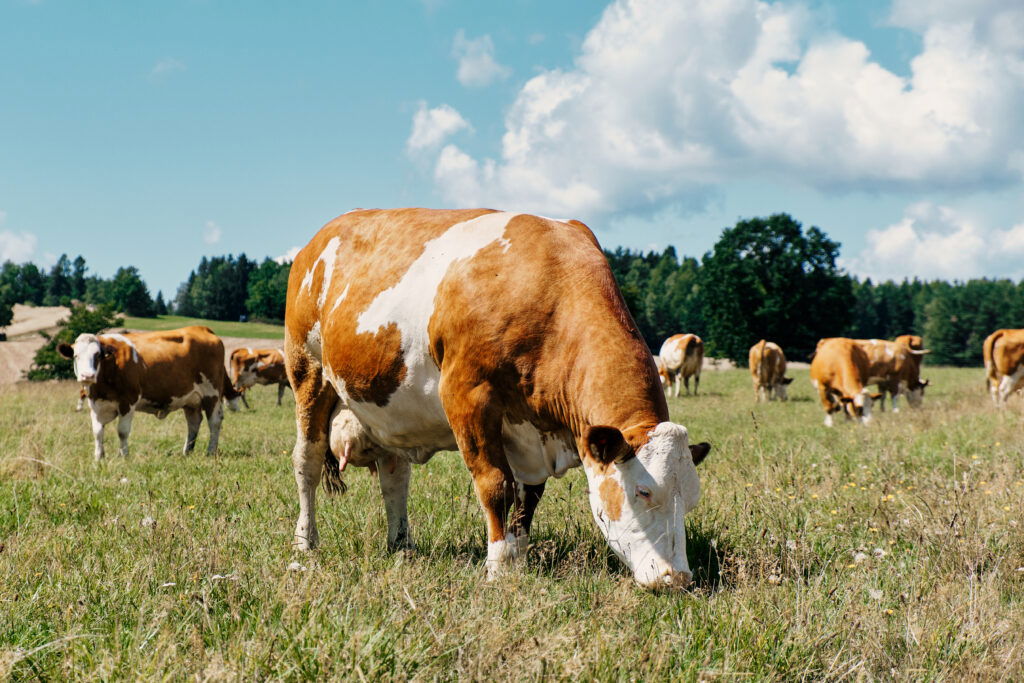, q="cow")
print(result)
[229,347,291,408]
[285,208,713,590]
[748,340,792,402]
[857,337,930,412]
[58,326,240,459]
[809,337,882,426]
[652,354,671,391]
[984,329,1024,405]
[658,334,703,397]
